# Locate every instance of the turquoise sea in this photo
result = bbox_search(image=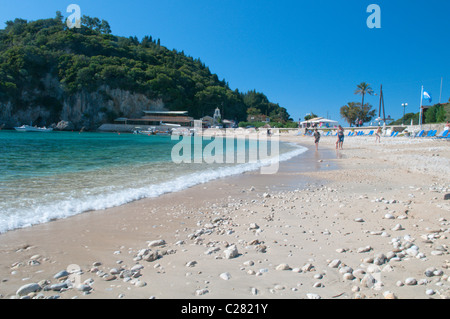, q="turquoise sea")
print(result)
[0,130,307,233]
